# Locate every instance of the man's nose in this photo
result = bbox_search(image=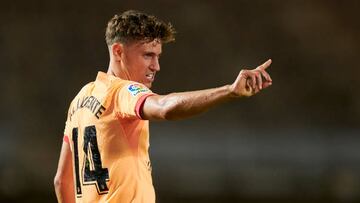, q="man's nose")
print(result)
[151,58,160,71]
